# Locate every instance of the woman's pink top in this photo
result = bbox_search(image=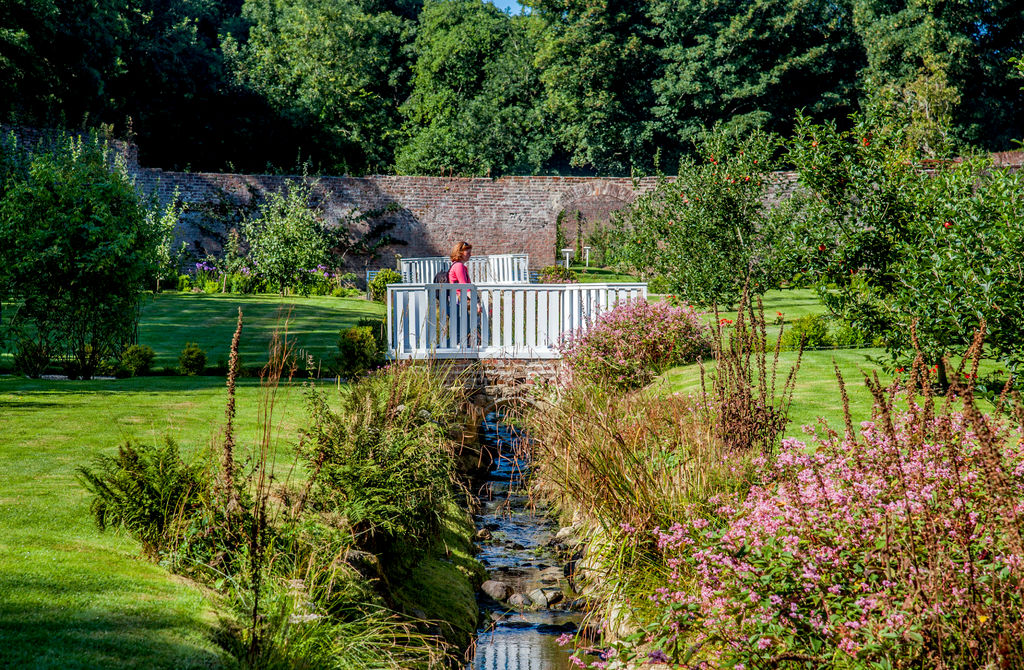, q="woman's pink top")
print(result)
[449,261,471,299]
[449,262,471,284]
